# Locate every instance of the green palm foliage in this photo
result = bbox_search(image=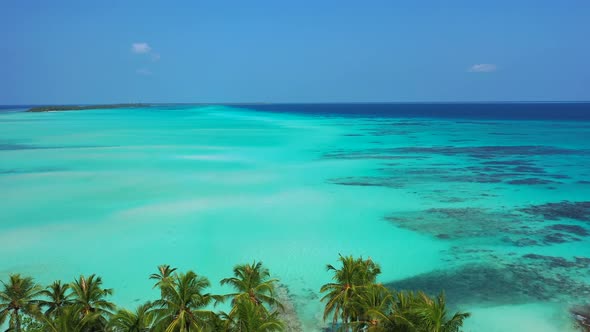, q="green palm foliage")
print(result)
[220,261,282,313]
[153,270,216,332]
[340,287,471,332]
[38,280,73,317]
[320,255,381,329]
[410,292,470,332]
[36,305,101,332]
[365,290,470,332]
[108,302,157,332]
[0,258,471,332]
[0,274,43,332]
[69,274,115,330]
[220,298,283,332]
[361,290,420,332]
[352,283,394,331]
[150,265,177,298]
[387,290,420,331]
